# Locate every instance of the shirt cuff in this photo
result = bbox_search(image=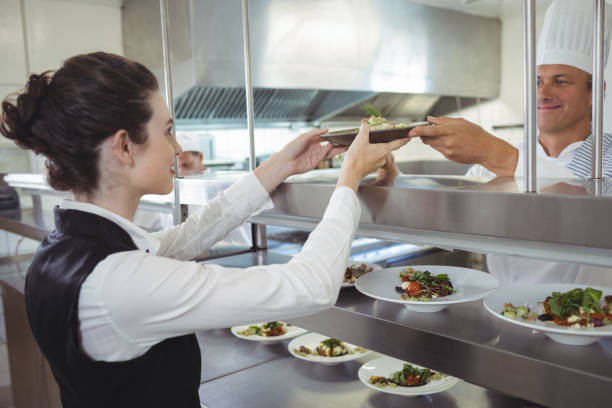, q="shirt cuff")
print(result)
[322,186,361,225]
